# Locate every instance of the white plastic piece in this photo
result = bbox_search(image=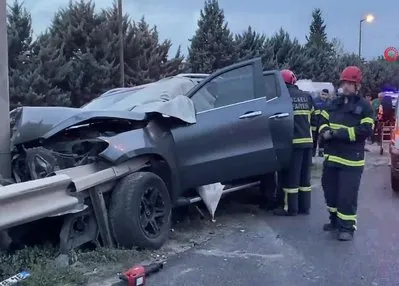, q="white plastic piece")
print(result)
[196,183,224,220]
